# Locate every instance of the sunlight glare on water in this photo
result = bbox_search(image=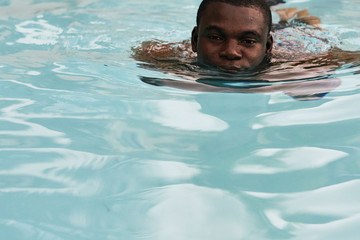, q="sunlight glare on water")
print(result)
[0,0,360,239]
